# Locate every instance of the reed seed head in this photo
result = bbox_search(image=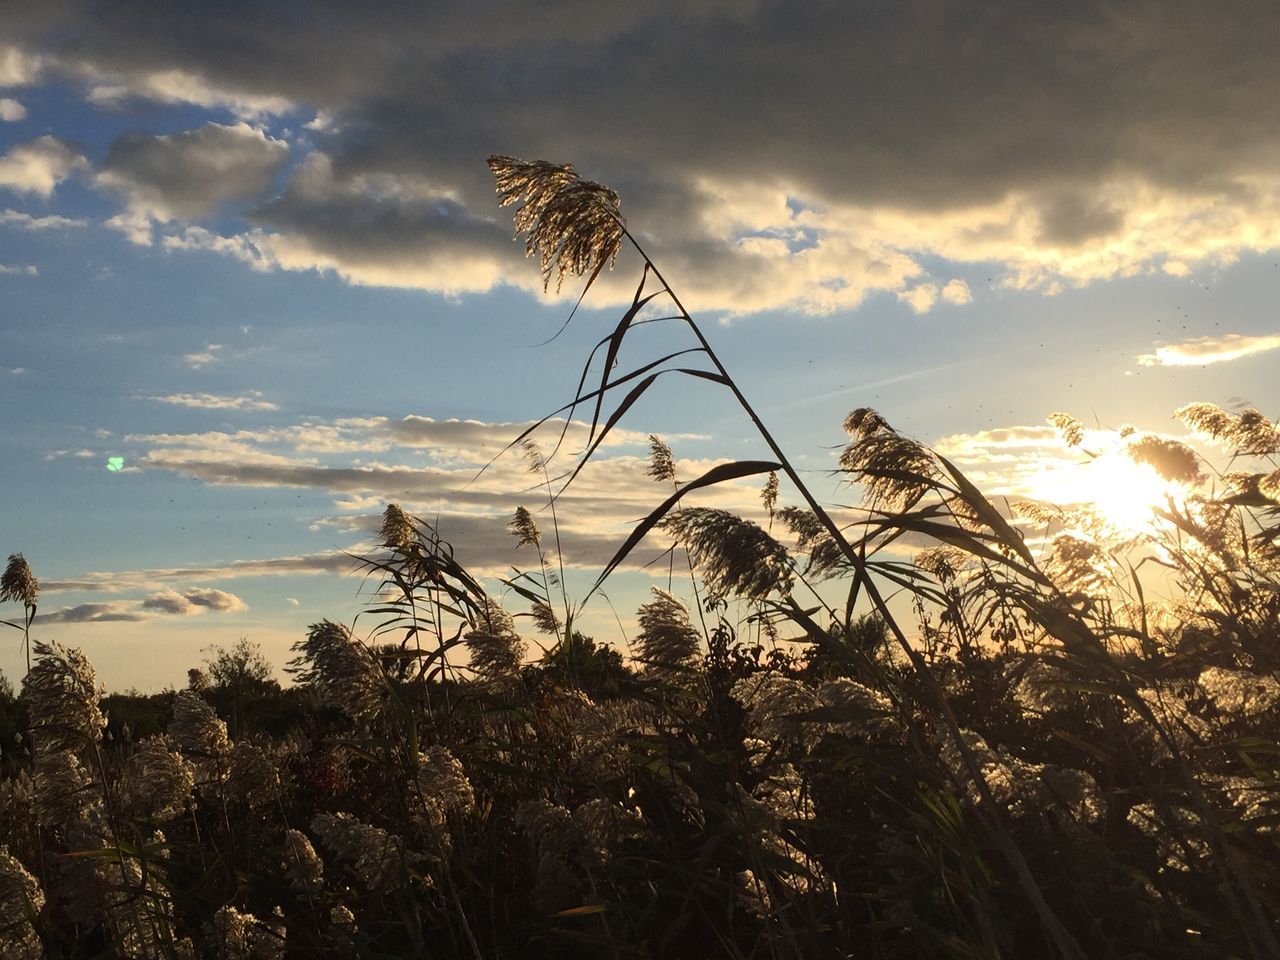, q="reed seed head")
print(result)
[760,470,779,519]
[646,435,677,484]
[380,503,418,551]
[0,554,37,608]
[1127,435,1202,485]
[282,829,324,895]
[311,812,402,889]
[224,740,282,810]
[34,748,94,826]
[290,621,386,722]
[0,846,44,960]
[414,745,476,827]
[488,155,624,292]
[509,506,541,548]
[1048,412,1086,448]
[22,640,105,755]
[169,690,231,759]
[464,597,526,680]
[661,508,794,601]
[634,587,701,671]
[126,735,195,821]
